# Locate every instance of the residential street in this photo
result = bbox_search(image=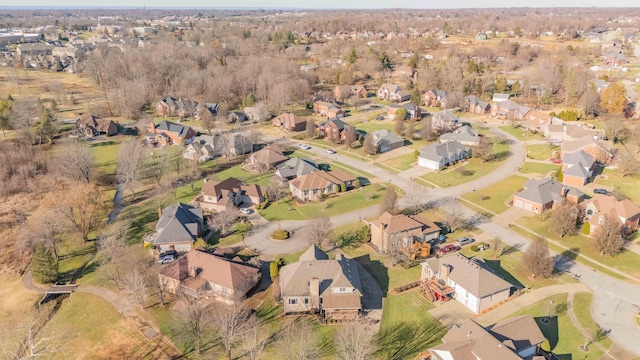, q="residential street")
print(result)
[245,121,640,357]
